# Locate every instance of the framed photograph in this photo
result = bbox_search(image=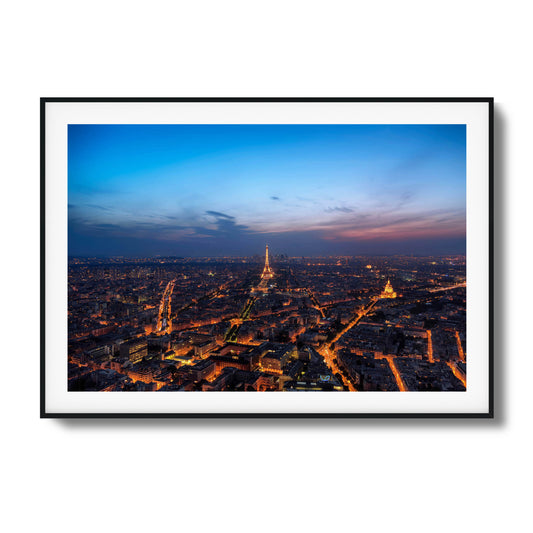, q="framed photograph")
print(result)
[41,97,493,418]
